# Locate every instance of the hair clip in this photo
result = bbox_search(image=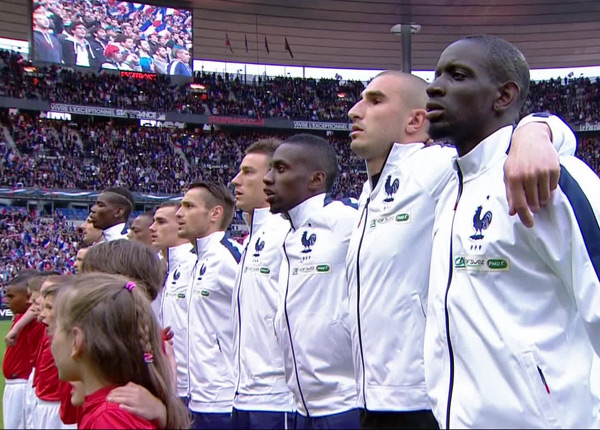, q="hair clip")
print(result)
[143,353,154,364]
[125,281,136,292]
